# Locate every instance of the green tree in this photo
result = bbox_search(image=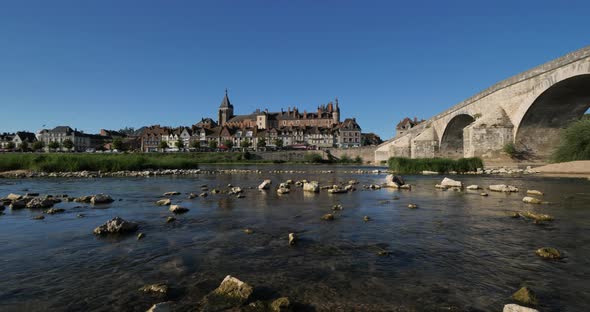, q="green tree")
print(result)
[208,140,218,150]
[240,139,251,150]
[159,141,169,151]
[62,139,74,151]
[257,138,266,149]
[274,138,284,148]
[552,119,590,162]
[191,140,201,149]
[32,141,45,152]
[176,139,184,150]
[112,138,123,151]
[48,141,61,151]
[19,141,29,152]
[223,140,234,149]
[6,141,15,150]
